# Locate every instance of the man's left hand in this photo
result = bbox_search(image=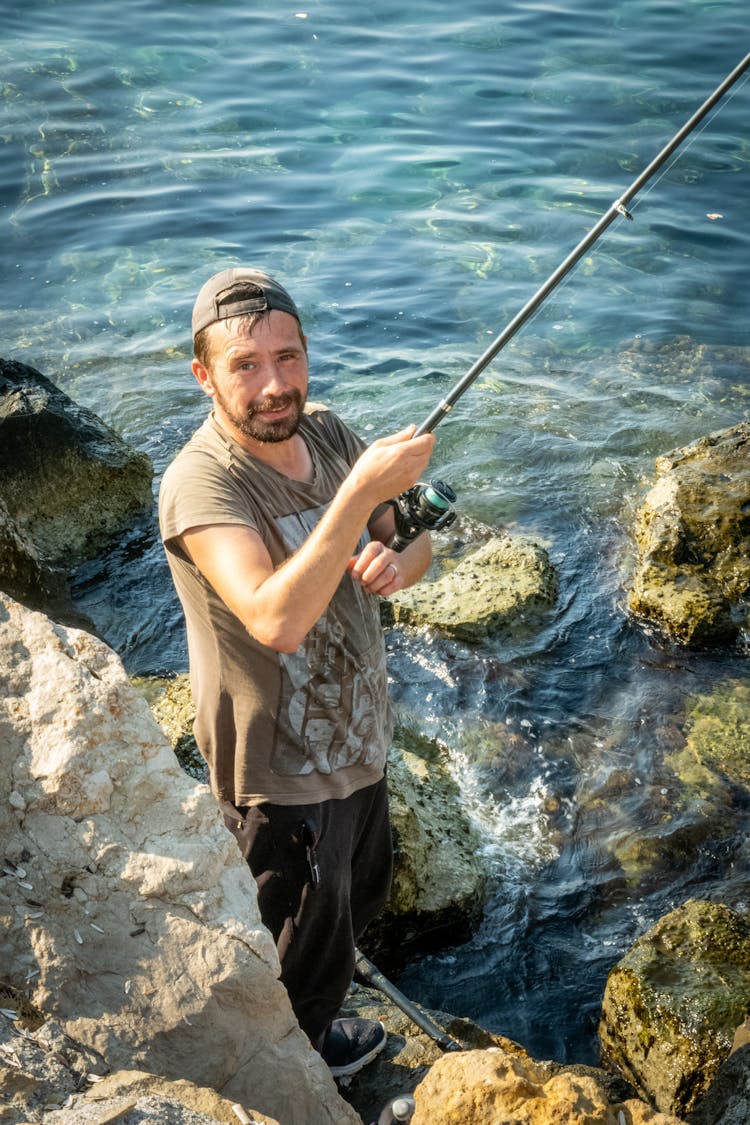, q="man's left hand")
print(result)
[347,540,402,595]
